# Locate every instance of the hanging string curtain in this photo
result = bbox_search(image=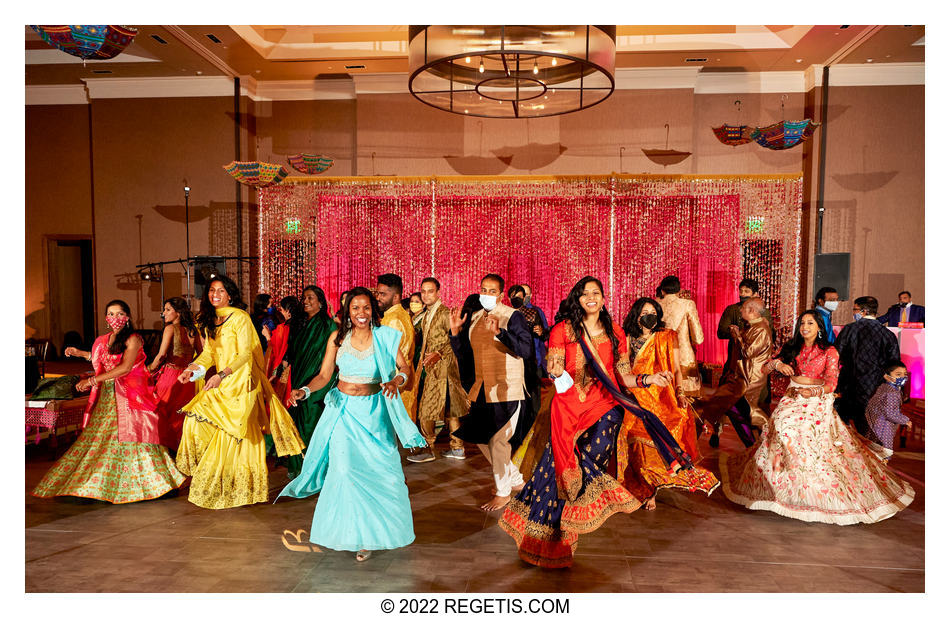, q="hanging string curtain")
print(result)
[31,25,138,60]
[254,175,802,365]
